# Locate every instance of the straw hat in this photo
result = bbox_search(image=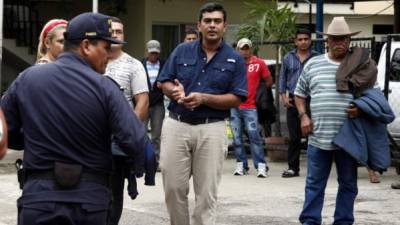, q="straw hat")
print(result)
[318,17,361,36]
